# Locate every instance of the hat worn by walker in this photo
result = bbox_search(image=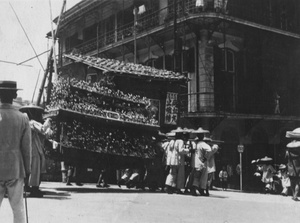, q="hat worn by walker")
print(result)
[259,156,273,162]
[0,81,22,90]
[19,104,44,112]
[171,127,185,133]
[279,164,286,170]
[182,127,193,133]
[287,140,300,149]
[166,132,176,138]
[286,128,300,139]
[192,127,210,134]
